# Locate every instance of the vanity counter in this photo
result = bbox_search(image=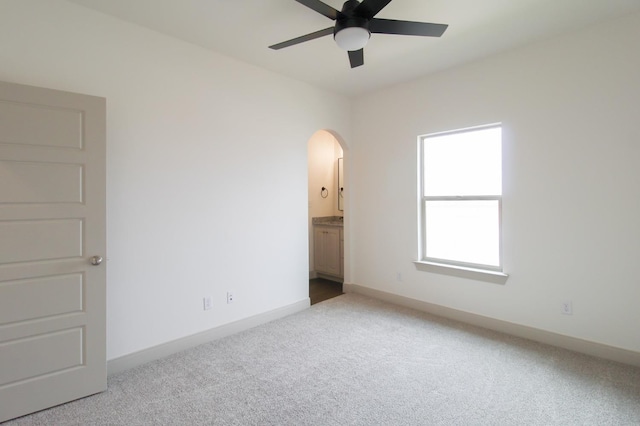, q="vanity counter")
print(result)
[312,216,344,227]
